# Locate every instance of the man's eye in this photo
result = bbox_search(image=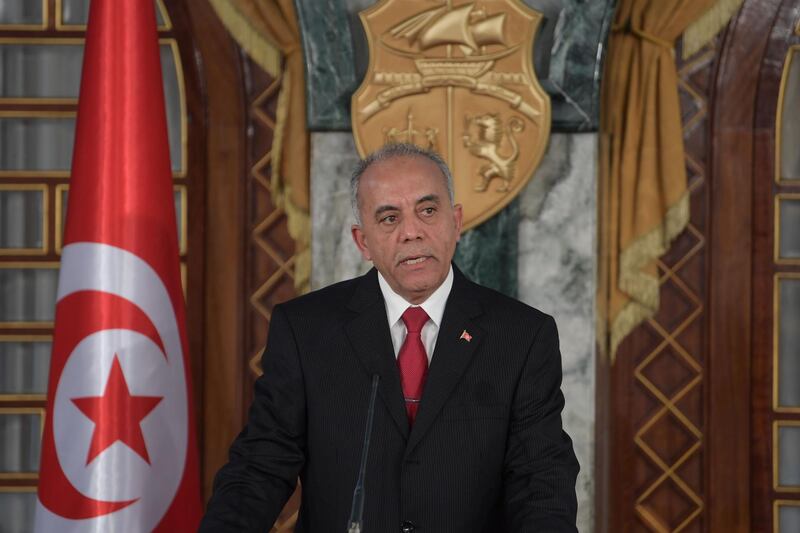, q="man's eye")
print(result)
[381,215,398,224]
[421,207,436,216]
